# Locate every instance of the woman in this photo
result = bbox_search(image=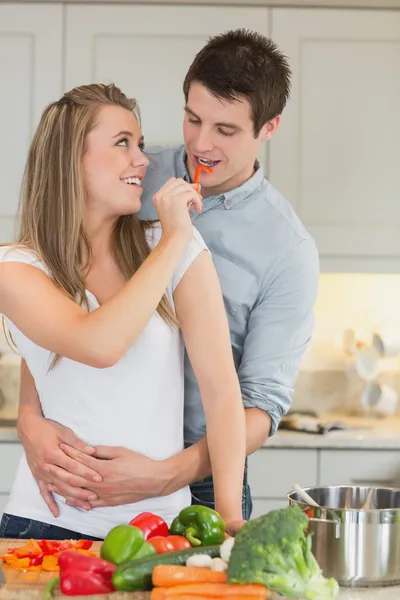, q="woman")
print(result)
[0,83,245,540]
